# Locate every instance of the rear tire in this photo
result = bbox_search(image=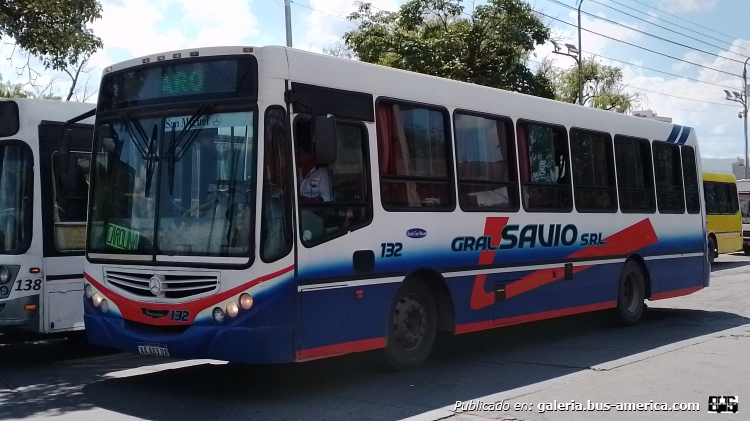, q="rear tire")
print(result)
[616,260,646,326]
[743,243,750,256]
[384,280,437,371]
[707,236,717,264]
